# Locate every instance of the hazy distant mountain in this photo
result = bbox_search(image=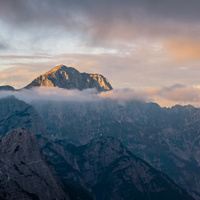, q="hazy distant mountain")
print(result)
[0,85,15,91]
[41,136,194,200]
[0,96,46,138]
[25,65,113,92]
[32,100,200,200]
